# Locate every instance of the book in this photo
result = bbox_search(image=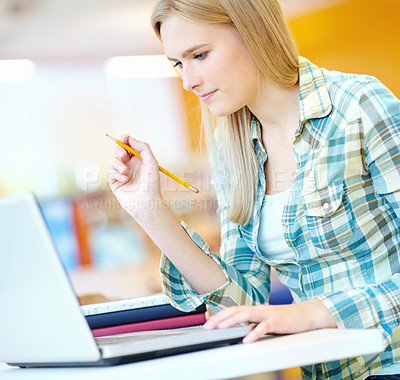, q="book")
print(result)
[81,293,171,316]
[92,313,207,337]
[82,293,207,330]
[85,303,207,329]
